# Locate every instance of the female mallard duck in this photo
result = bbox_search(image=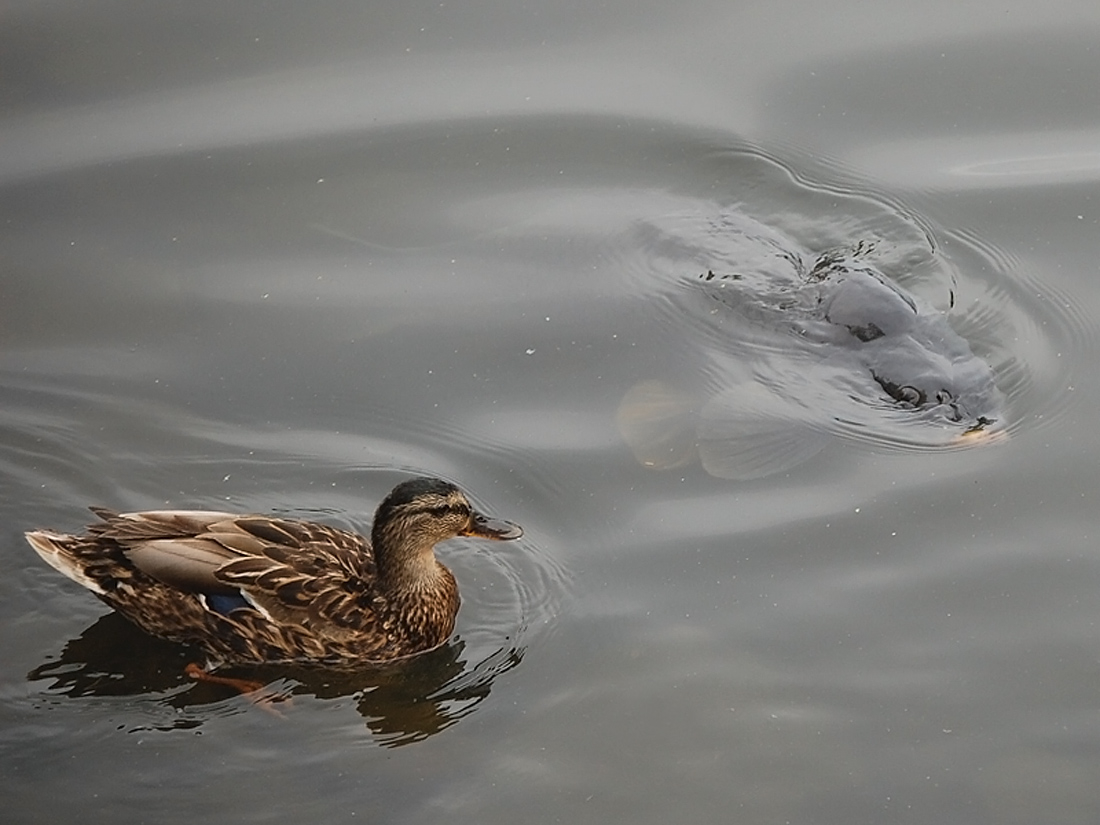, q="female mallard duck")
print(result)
[26,477,523,669]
